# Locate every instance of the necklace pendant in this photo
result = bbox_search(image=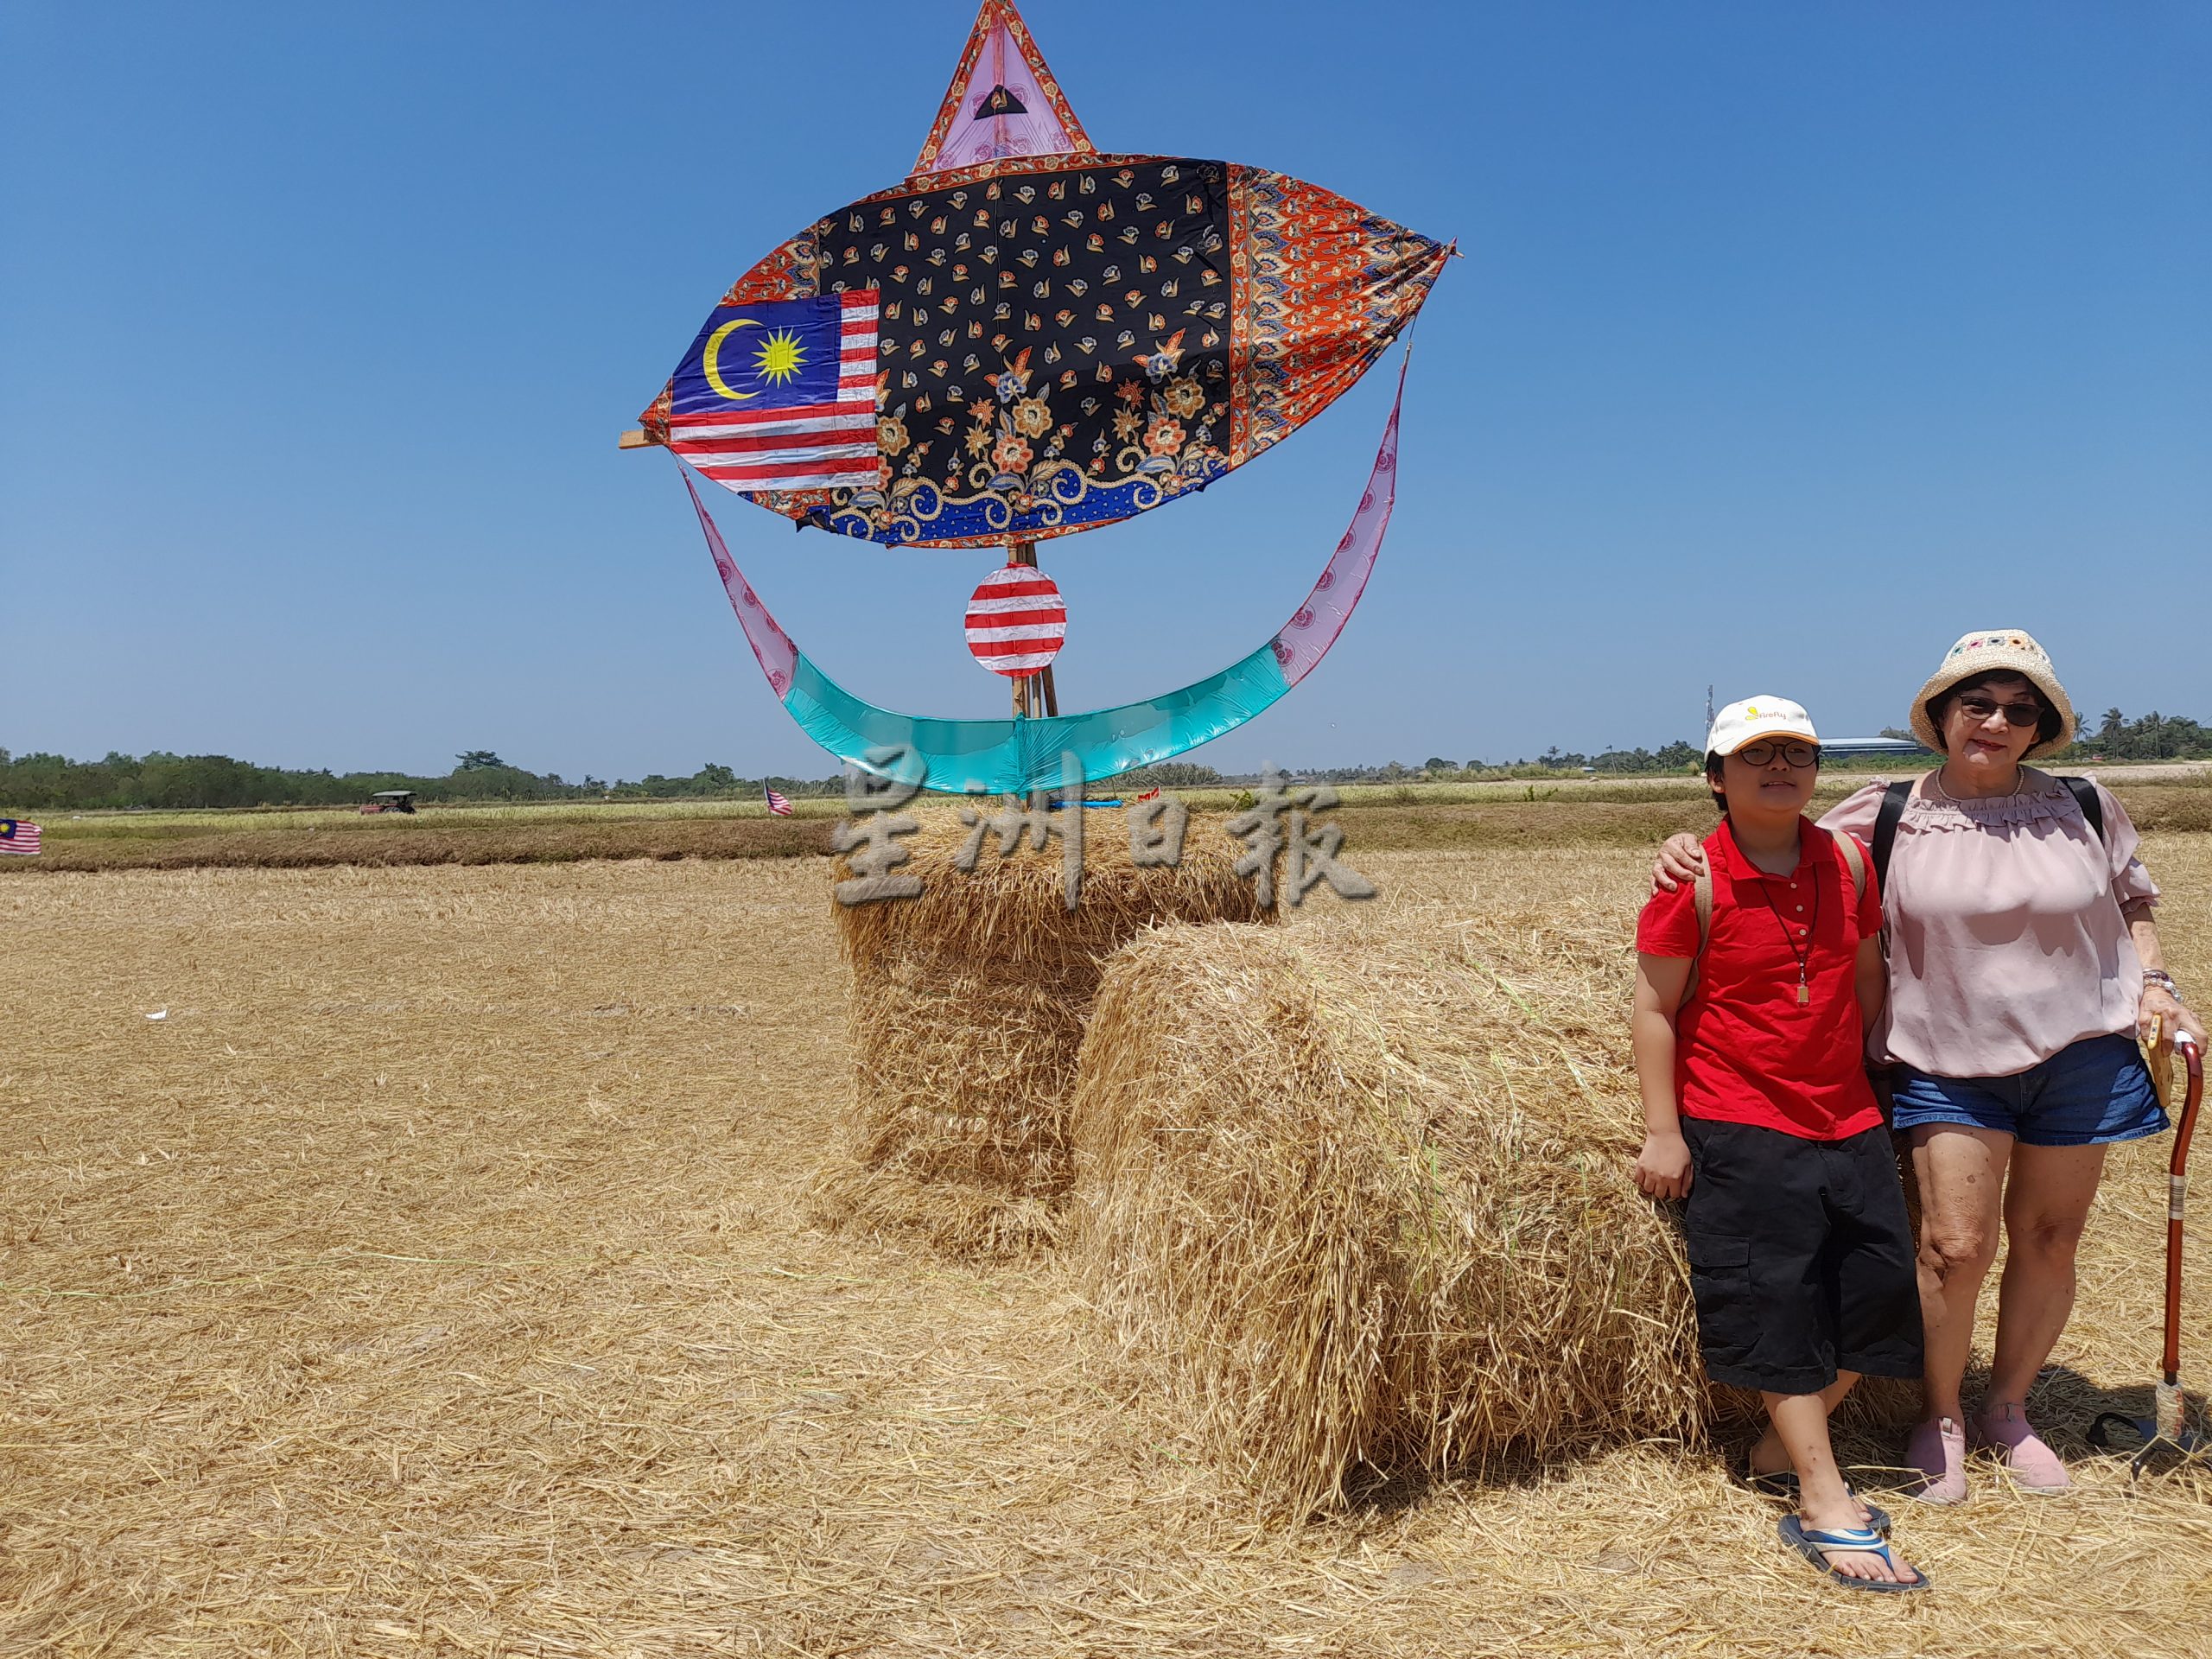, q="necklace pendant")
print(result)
[1796,982,1810,1006]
